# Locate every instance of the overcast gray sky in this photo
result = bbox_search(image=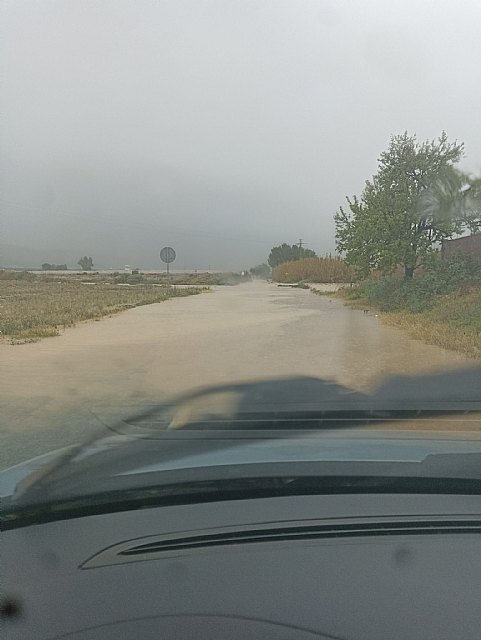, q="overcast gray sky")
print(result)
[1,0,481,269]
